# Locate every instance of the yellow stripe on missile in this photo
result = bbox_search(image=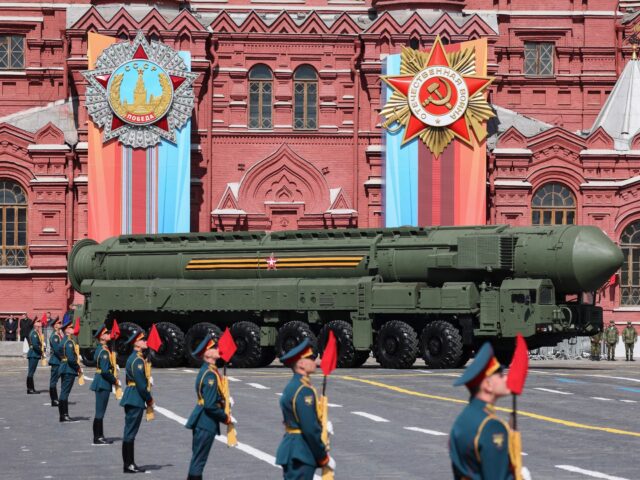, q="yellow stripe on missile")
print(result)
[185,256,364,270]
